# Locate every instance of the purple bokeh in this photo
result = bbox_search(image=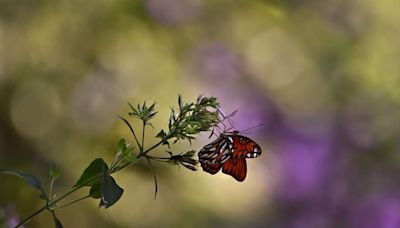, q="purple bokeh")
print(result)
[348,195,400,228]
[144,0,202,25]
[275,136,333,202]
[184,42,279,137]
[286,211,331,228]
[0,205,23,228]
[186,43,240,86]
